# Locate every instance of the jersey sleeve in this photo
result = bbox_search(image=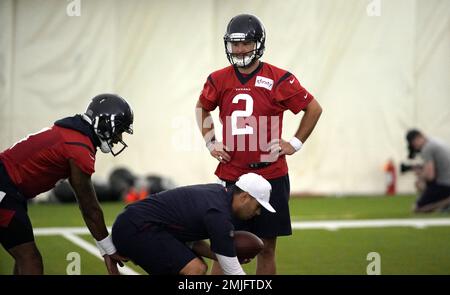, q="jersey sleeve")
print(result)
[421,144,435,163]
[273,73,314,114]
[65,142,96,175]
[203,208,236,257]
[199,75,219,111]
